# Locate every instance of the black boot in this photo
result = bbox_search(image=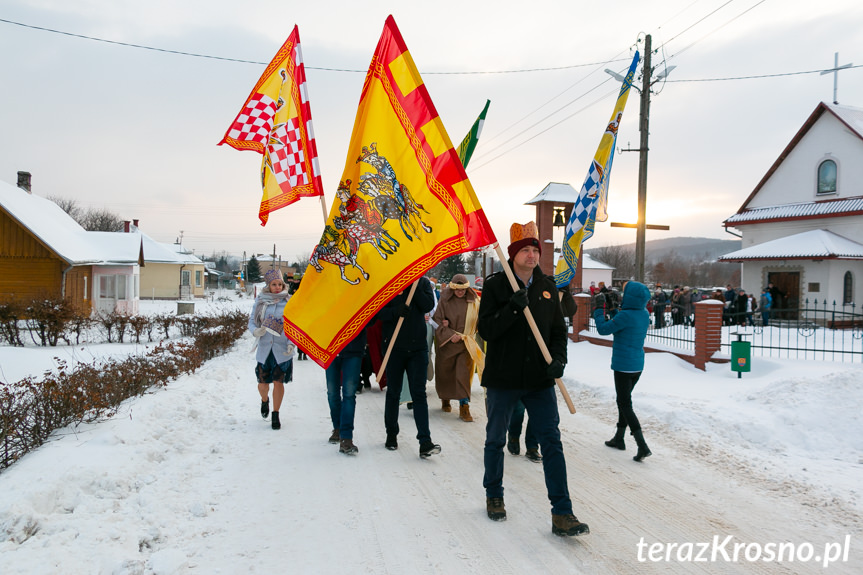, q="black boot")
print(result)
[604,425,626,450]
[631,428,651,462]
[507,434,520,455]
[271,411,281,430]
